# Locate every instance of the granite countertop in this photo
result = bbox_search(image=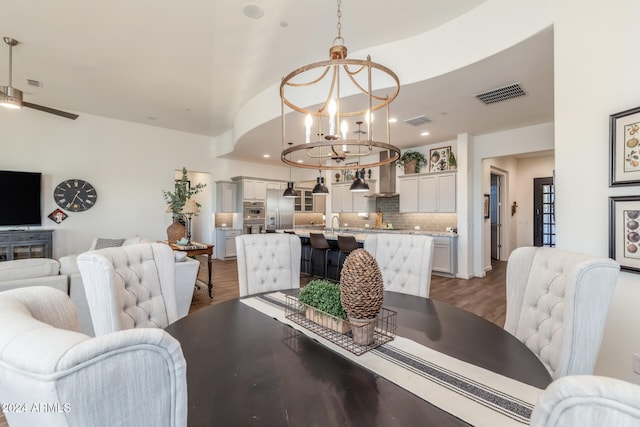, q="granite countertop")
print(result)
[287,228,457,242]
